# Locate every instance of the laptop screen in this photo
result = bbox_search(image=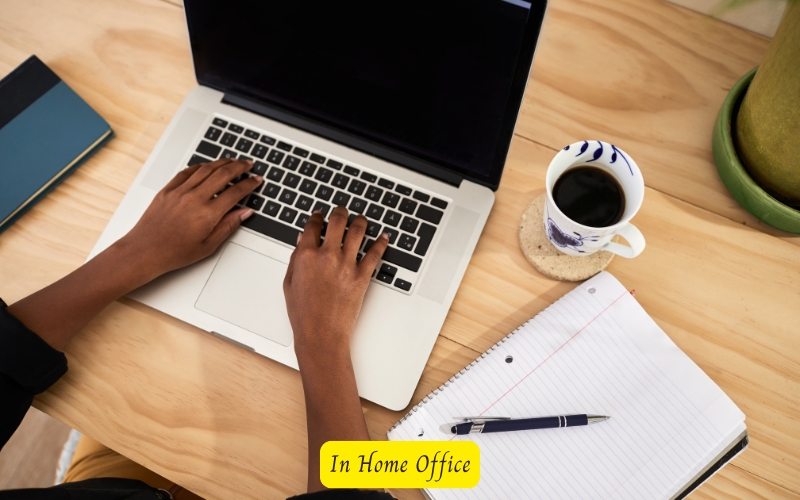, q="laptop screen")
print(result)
[185,0,545,189]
